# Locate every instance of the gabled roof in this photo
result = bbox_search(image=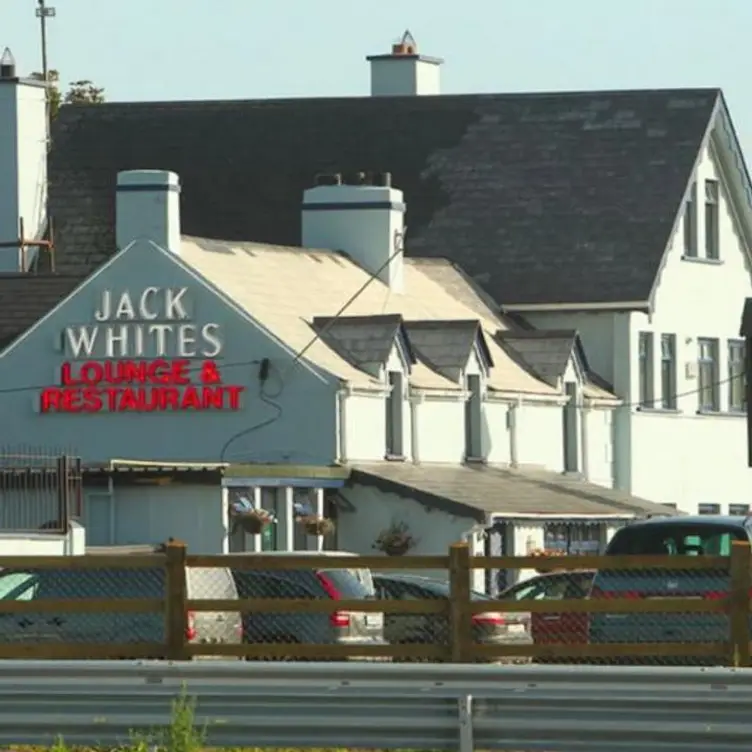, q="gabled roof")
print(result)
[177,236,563,395]
[350,462,679,520]
[404,320,493,380]
[311,314,416,372]
[497,329,582,387]
[47,87,720,307]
